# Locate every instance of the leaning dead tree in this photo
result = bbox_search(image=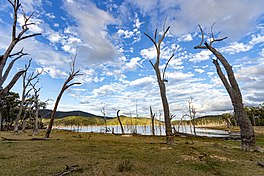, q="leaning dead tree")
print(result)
[194,24,256,151]
[45,57,82,138]
[117,110,124,134]
[0,0,41,98]
[144,27,174,144]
